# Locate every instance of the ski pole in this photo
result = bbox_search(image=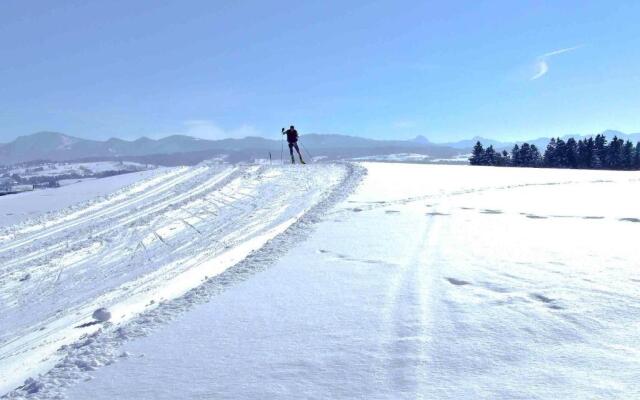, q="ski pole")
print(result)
[280,128,284,164]
[300,142,313,162]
